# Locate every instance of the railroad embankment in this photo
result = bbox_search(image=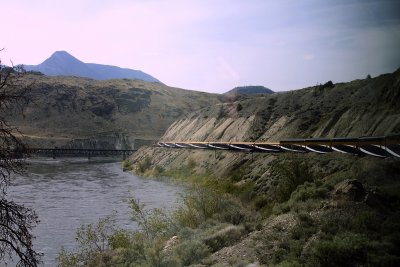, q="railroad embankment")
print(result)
[161,68,400,142]
[127,145,400,266]
[124,69,400,266]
